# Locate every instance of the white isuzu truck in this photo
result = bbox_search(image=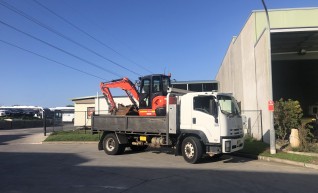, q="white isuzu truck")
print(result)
[92,88,244,164]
